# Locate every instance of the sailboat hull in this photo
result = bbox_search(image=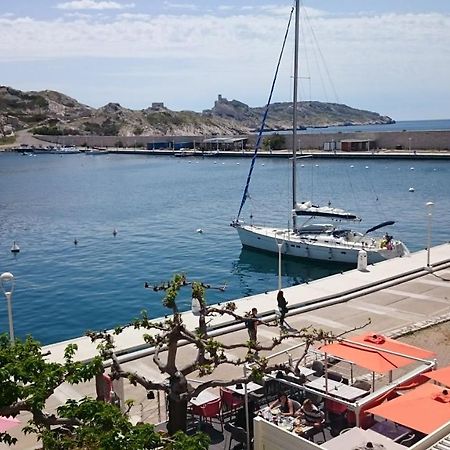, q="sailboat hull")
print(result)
[233,223,408,265]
